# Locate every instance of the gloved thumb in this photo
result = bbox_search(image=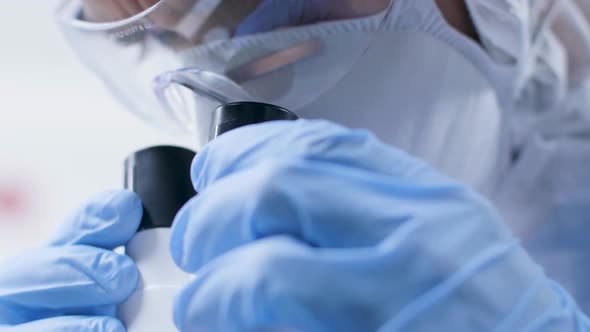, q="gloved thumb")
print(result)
[47,190,143,249]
